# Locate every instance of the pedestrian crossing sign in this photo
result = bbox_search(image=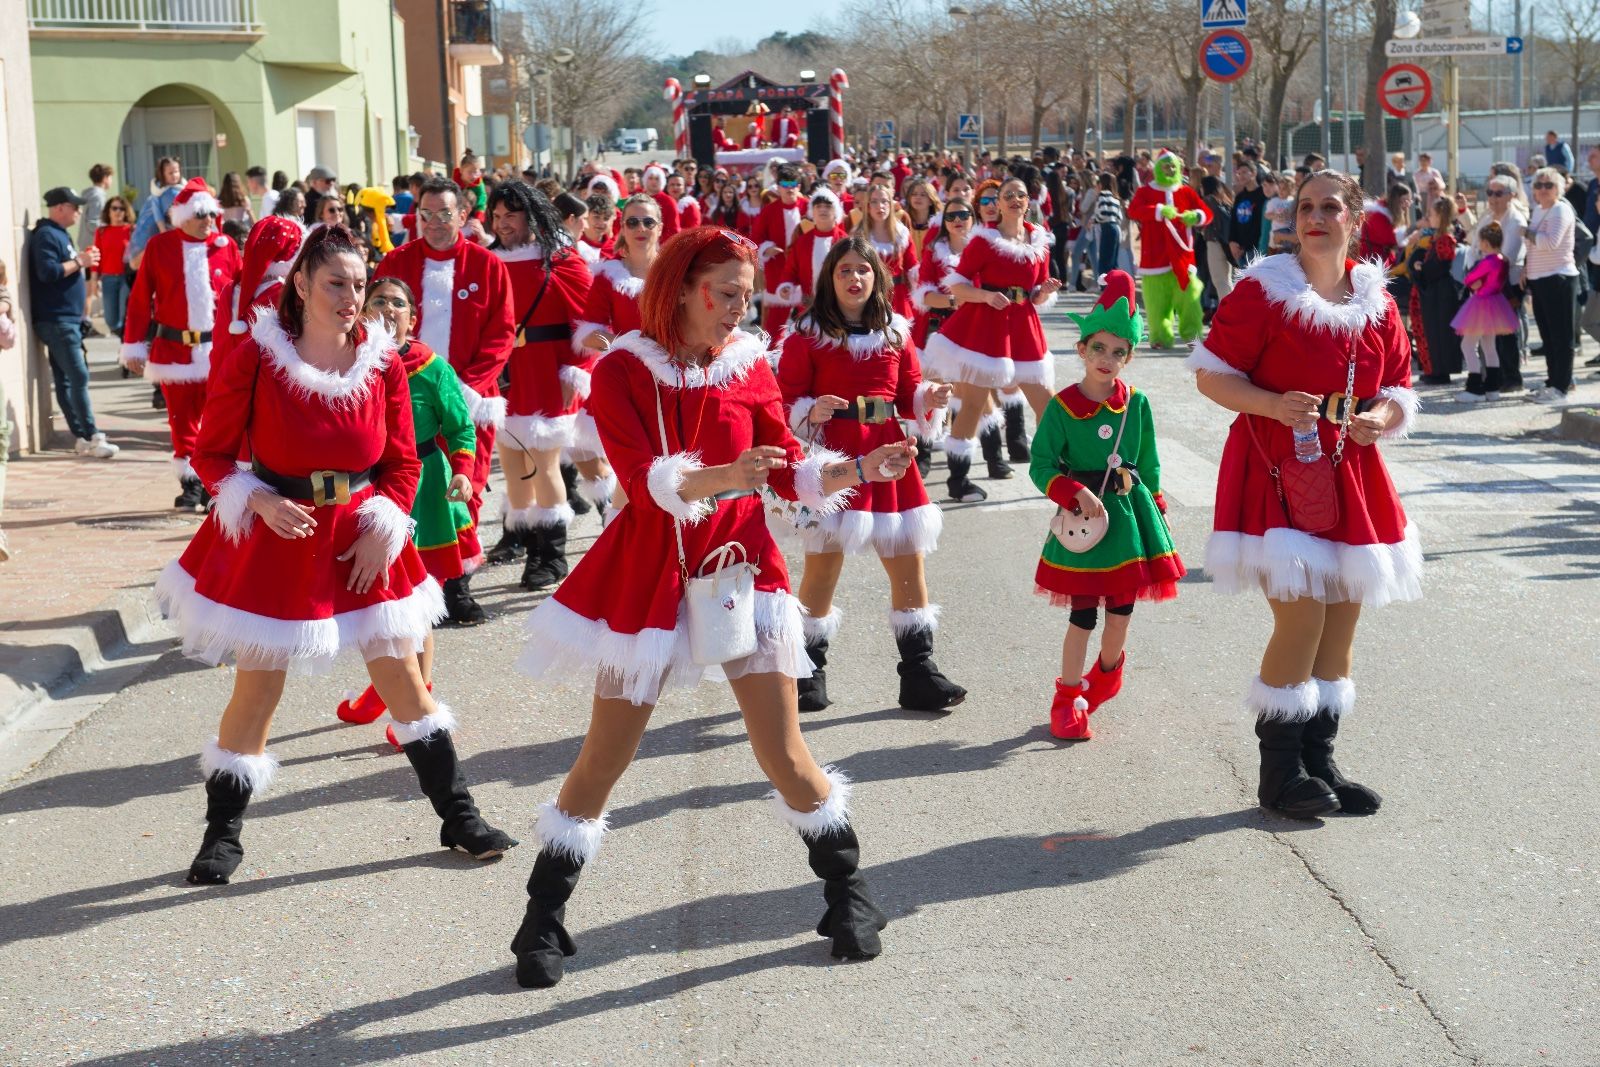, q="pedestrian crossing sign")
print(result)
[957,114,982,141]
[875,119,895,144]
[1201,0,1247,28]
